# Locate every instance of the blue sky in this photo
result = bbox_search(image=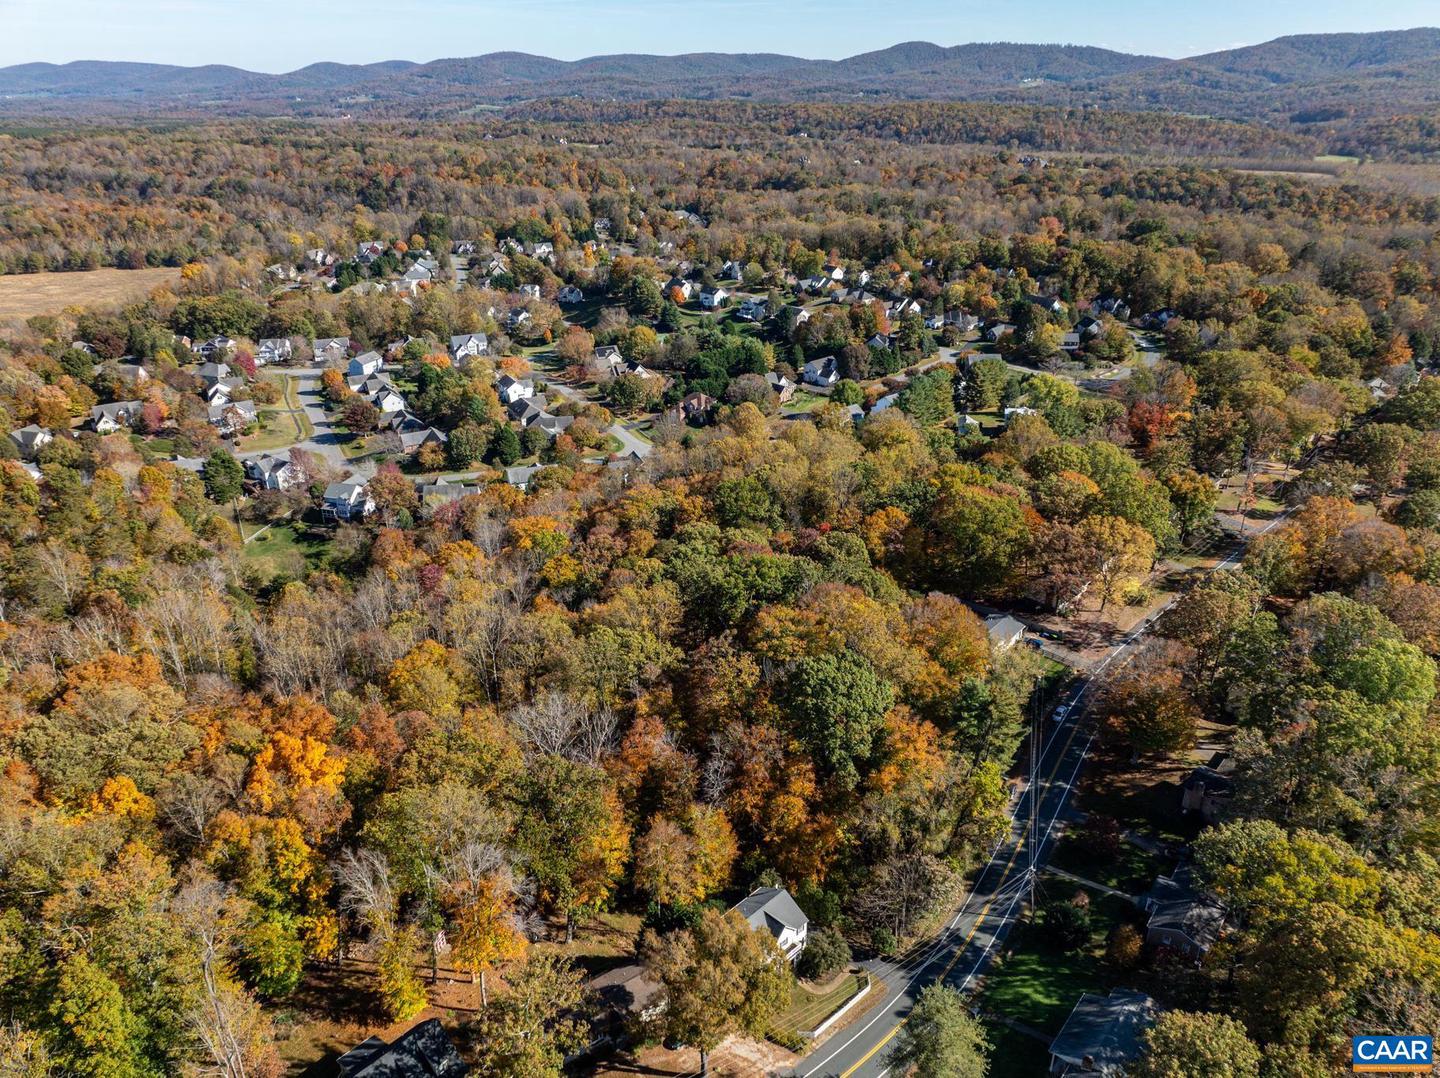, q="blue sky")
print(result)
[1,0,1436,70]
